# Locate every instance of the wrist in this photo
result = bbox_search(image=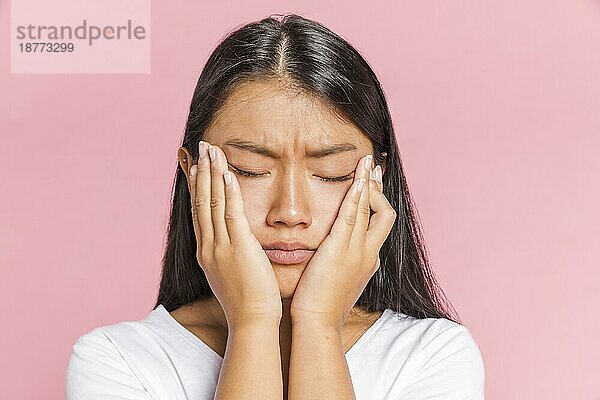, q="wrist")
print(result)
[227,315,281,333]
[291,313,343,333]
